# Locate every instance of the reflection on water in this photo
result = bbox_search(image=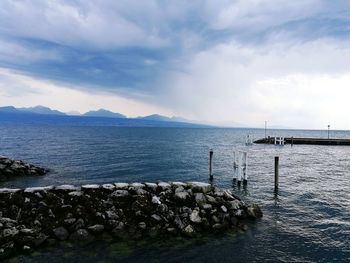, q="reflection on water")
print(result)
[1,124,350,262]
